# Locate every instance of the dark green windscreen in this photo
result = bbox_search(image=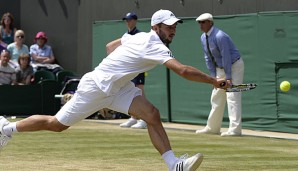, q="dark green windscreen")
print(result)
[93,11,298,133]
